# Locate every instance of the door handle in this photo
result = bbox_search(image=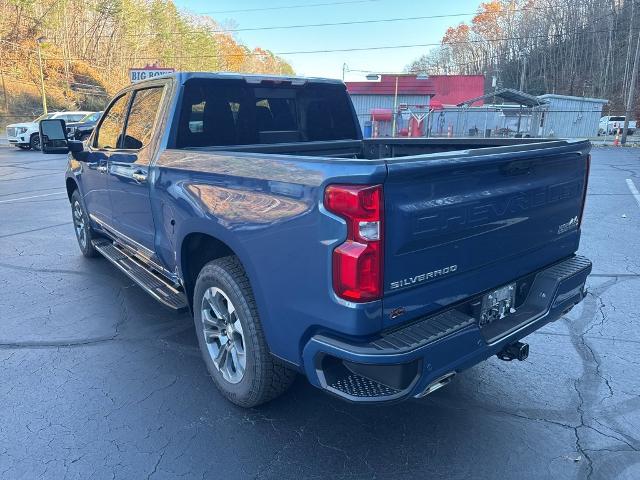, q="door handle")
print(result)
[96,165,107,174]
[132,171,148,183]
